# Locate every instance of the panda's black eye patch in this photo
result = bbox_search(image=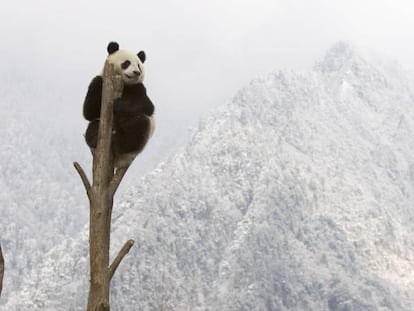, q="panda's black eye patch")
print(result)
[121,60,131,70]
